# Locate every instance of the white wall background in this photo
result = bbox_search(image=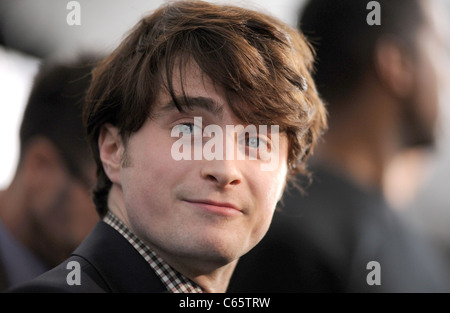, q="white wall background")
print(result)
[0,47,39,189]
